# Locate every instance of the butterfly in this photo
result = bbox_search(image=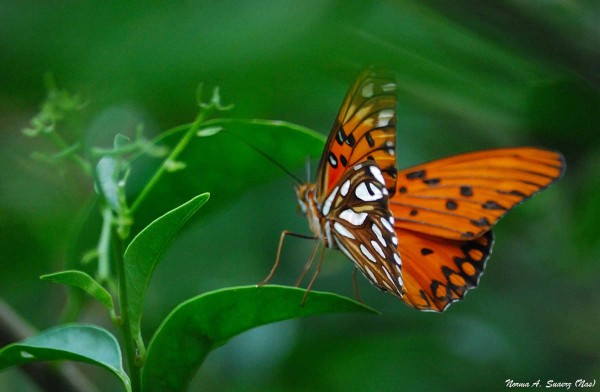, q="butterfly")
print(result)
[265,68,565,312]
